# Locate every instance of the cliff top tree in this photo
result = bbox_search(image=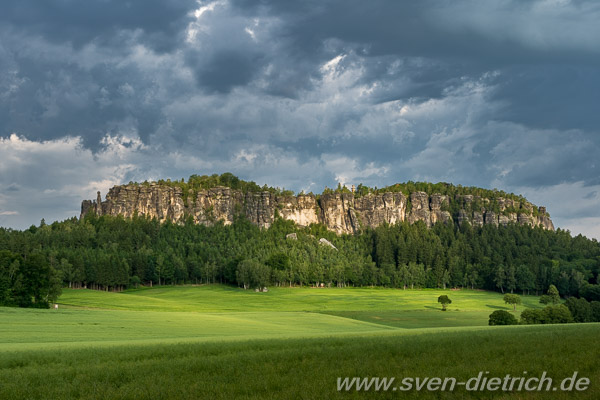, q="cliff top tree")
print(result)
[438,295,452,311]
